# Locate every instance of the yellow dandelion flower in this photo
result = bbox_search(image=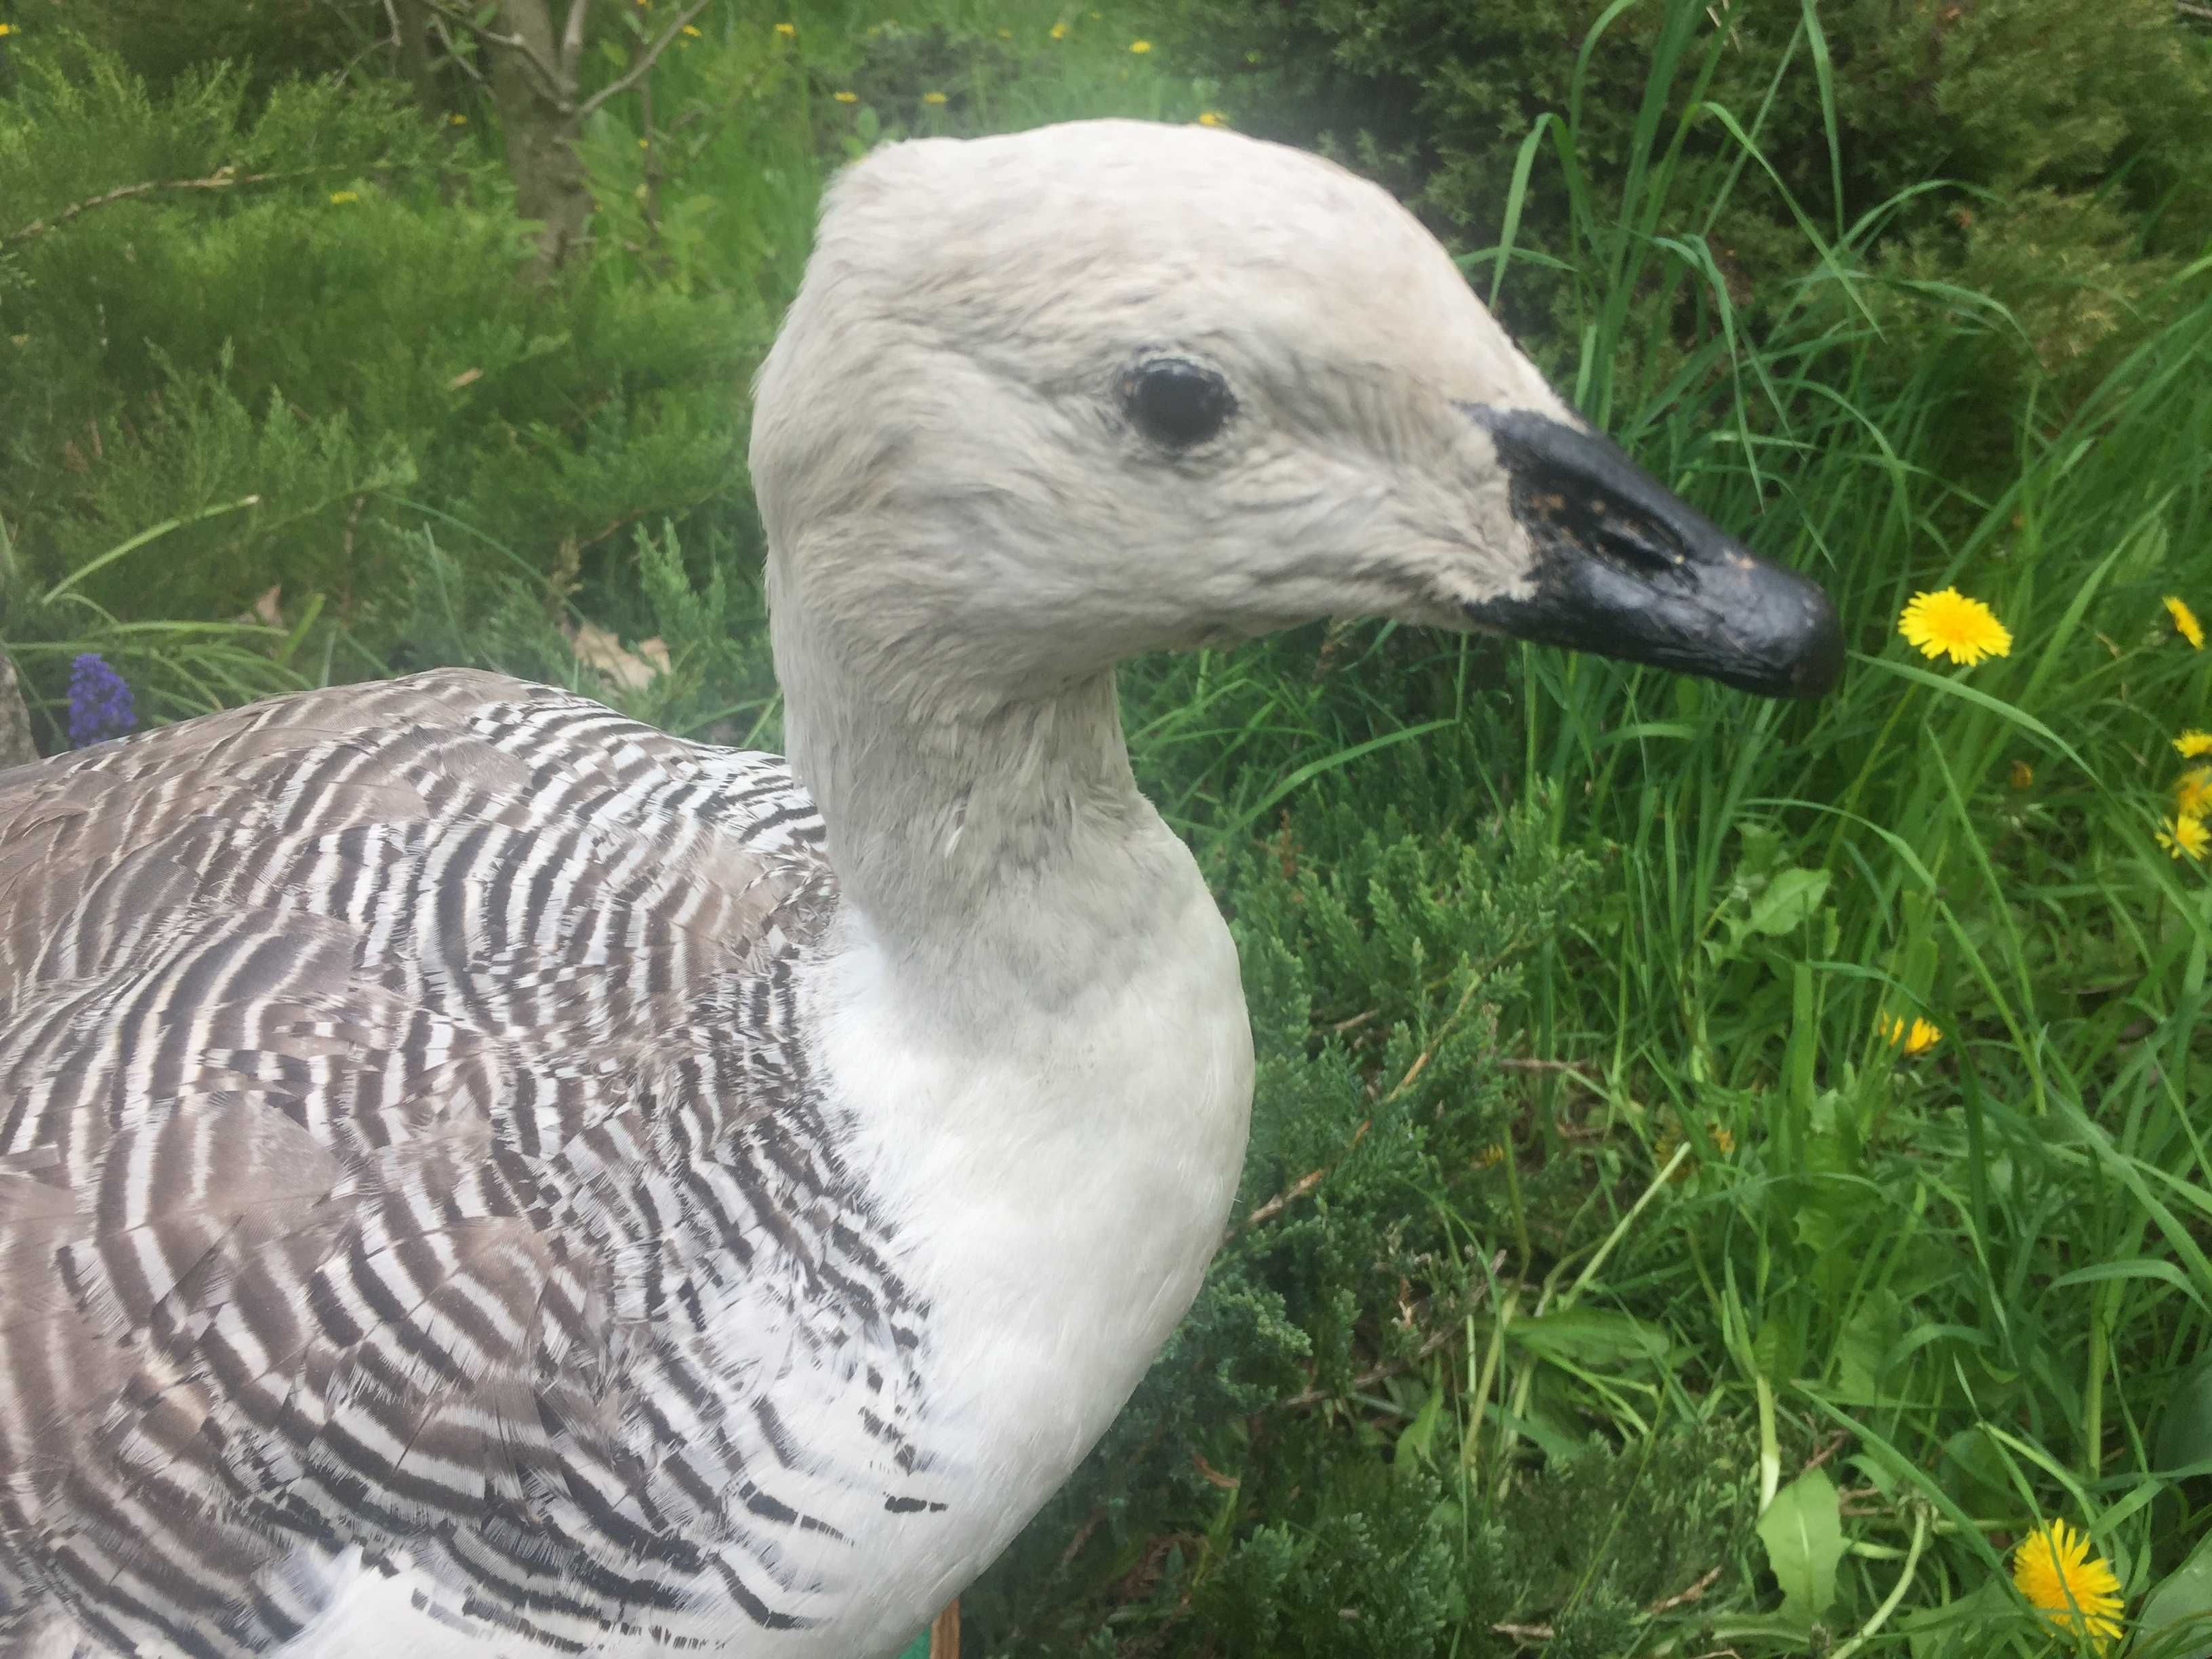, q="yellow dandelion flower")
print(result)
[2157,813,2209,862]
[0,22,15,34]
[773,20,795,36]
[833,89,858,103]
[1129,37,1152,52]
[2165,595,2205,650]
[1196,110,1228,127]
[1898,587,2012,666]
[2177,730,2212,760]
[636,137,650,148]
[2177,768,2212,817]
[327,190,360,205]
[1049,20,1068,38]
[922,89,947,104]
[2013,1520,2124,1652]
[2009,759,2034,790]
[1881,1015,1942,1057]
[449,112,468,125]
[681,23,701,35]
